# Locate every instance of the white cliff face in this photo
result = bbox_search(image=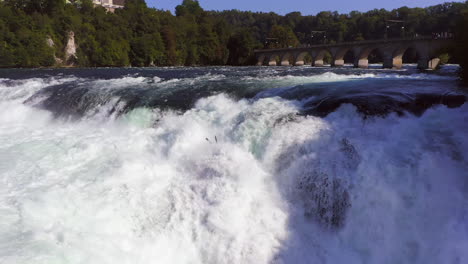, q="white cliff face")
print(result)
[65,31,77,65]
[46,36,64,65]
[46,36,55,48]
